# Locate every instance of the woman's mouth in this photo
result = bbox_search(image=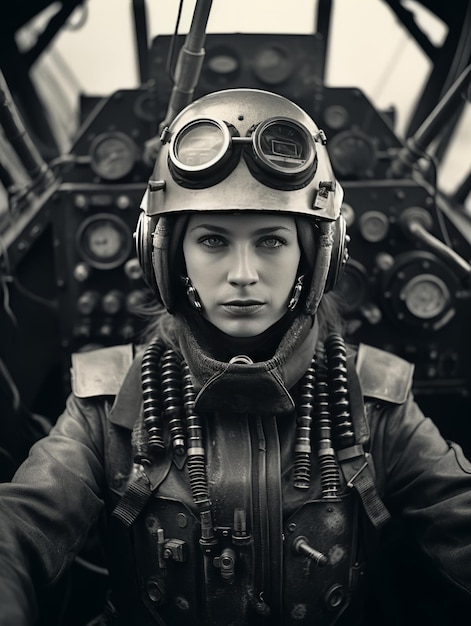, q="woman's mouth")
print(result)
[221,301,265,315]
